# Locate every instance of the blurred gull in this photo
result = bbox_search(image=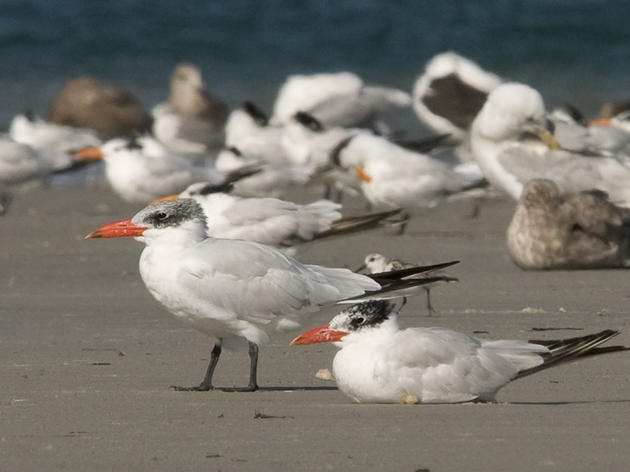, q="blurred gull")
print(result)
[152,63,228,157]
[507,178,630,269]
[272,71,411,131]
[413,51,502,143]
[471,82,630,206]
[47,77,152,139]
